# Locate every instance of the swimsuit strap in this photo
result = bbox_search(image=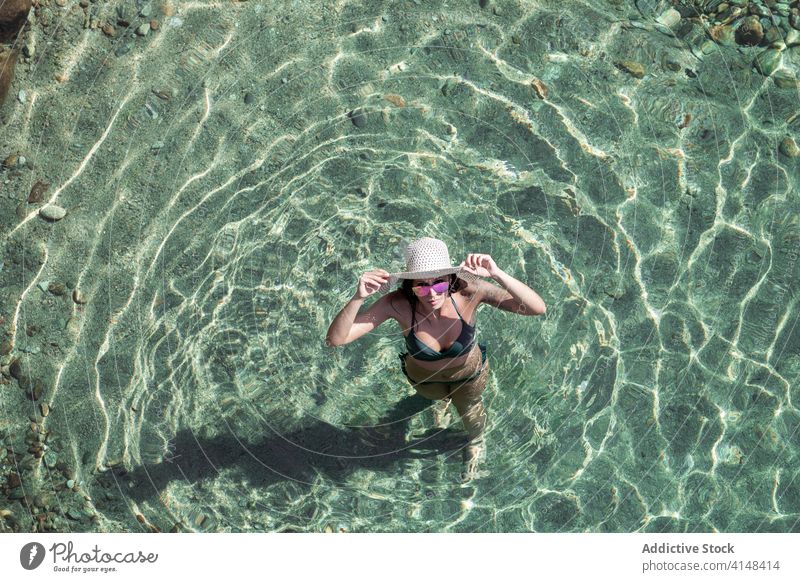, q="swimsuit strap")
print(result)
[450,295,465,321]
